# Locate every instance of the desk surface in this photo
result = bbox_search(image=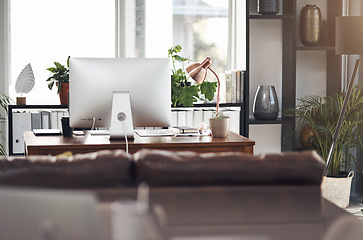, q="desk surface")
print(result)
[24,131,255,156]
